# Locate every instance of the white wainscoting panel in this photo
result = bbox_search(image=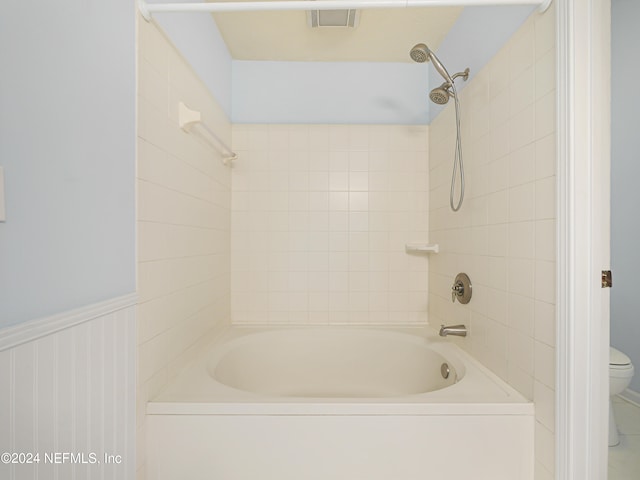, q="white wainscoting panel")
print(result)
[0,294,136,480]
